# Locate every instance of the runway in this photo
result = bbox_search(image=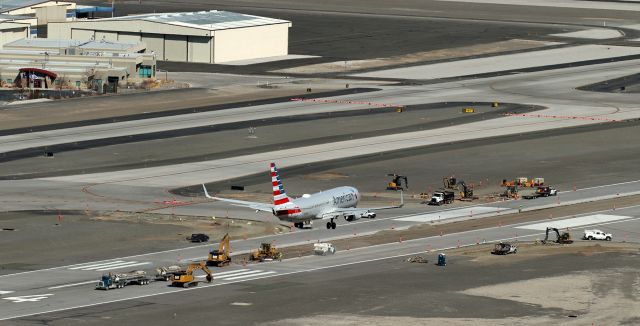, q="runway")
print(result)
[1,181,640,320]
